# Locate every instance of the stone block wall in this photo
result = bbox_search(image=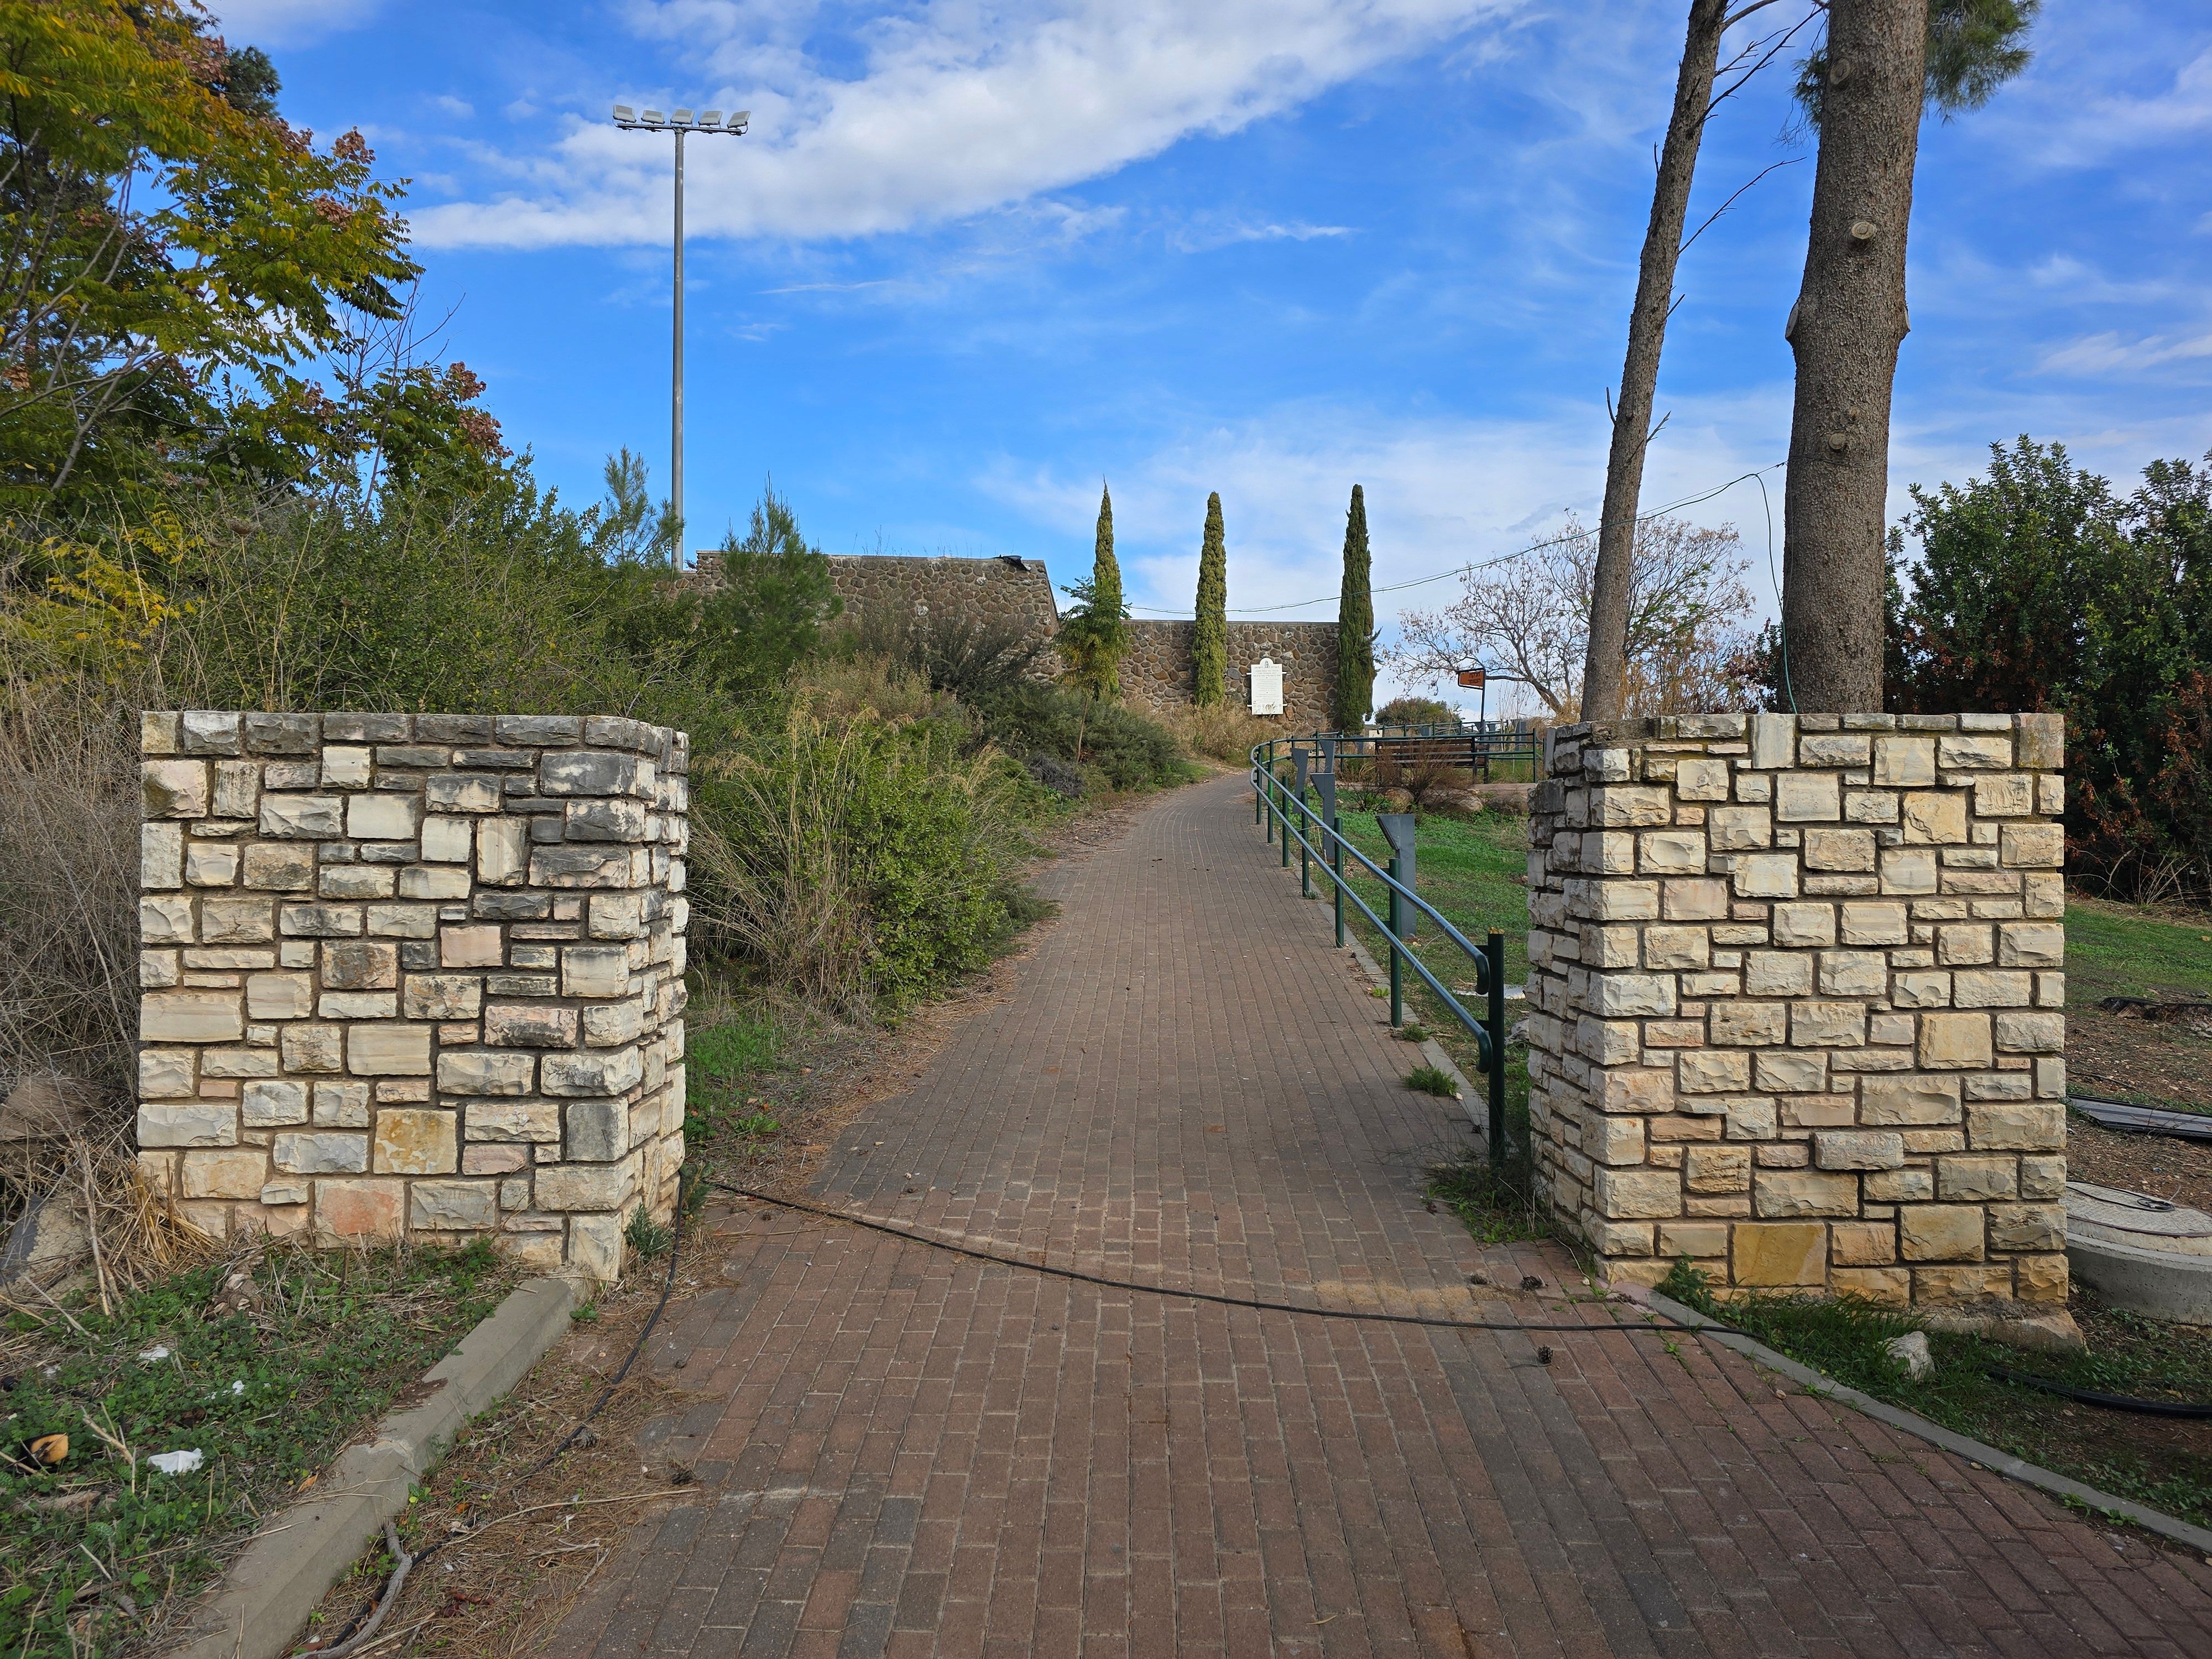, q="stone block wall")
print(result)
[136,711,689,1279]
[1525,712,2067,1318]
[1121,620,1340,720]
